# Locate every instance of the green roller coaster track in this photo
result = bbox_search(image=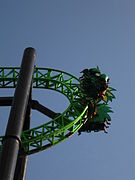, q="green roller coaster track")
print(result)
[0,67,88,155]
